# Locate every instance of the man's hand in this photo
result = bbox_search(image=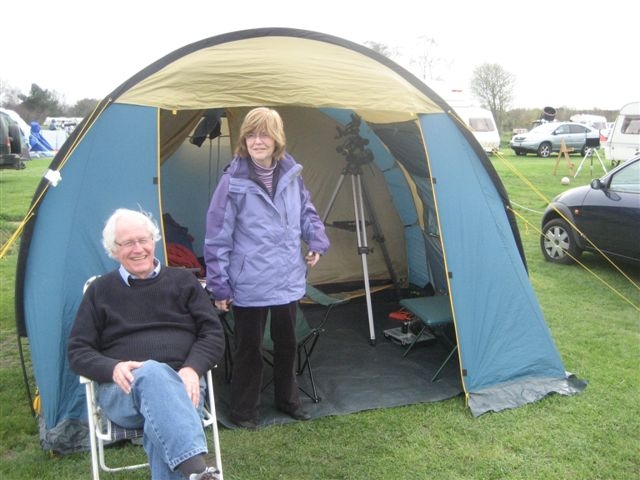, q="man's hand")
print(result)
[112,360,144,394]
[179,366,200,407]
